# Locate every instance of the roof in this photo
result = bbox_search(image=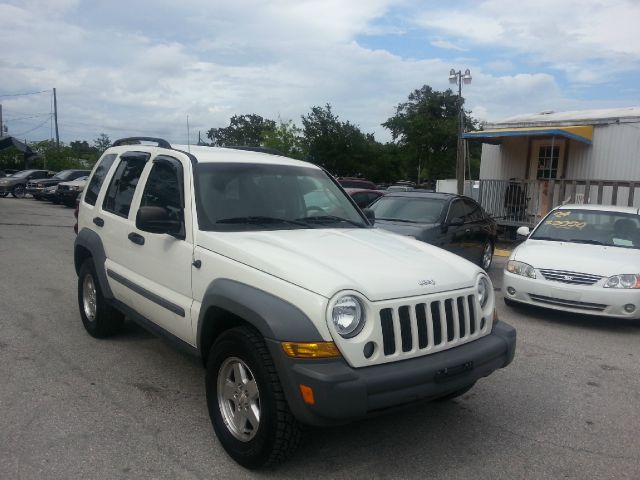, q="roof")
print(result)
[384,191,456,199]
[108,143,317,169]
[485,106,640,128]
[464,125,593,145]
[556,204,639,215]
